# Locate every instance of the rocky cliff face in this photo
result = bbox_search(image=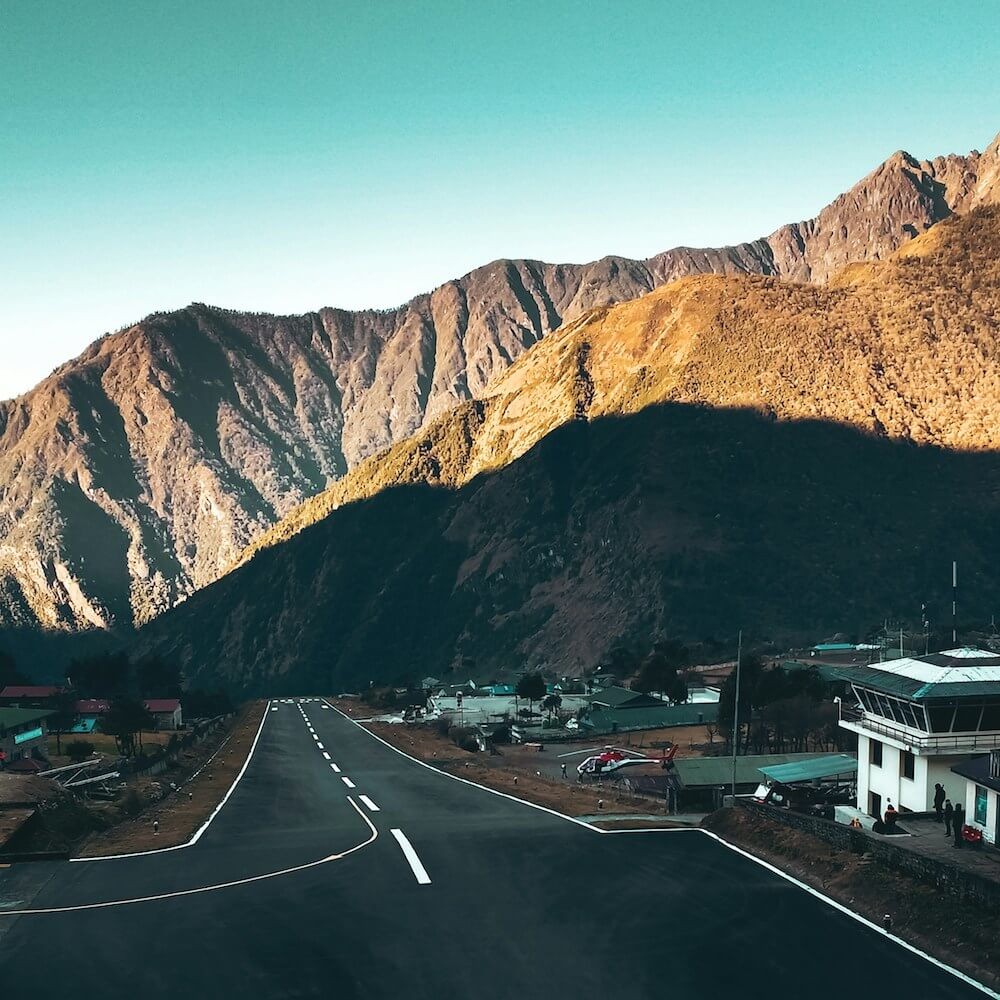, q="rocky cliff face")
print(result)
[132,206,1000,693]
[2,134,998,630]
